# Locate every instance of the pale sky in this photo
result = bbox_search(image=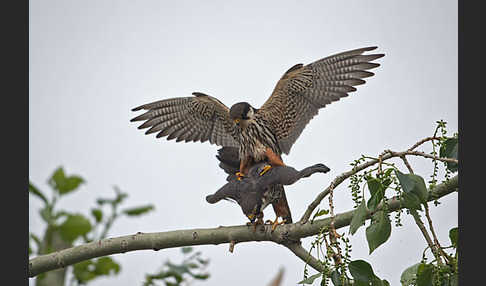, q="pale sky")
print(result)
[29,1,457,285]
